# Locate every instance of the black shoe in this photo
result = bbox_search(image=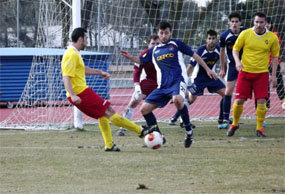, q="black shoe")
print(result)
[139,125,155,138]
[218,119,223,124]
[116,128,126,136]
[184,130,193,148]
[116,131,125,136]
[180,122,195,129]
[162,135,167,145]
[227,124,239,137]
[105,144,120,152]
[169,118,177,125]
